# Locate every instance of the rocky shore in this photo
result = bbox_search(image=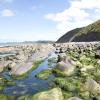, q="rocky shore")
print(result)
[0,44,55,75]
[52,41,100,100]
[0,42,100,100]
